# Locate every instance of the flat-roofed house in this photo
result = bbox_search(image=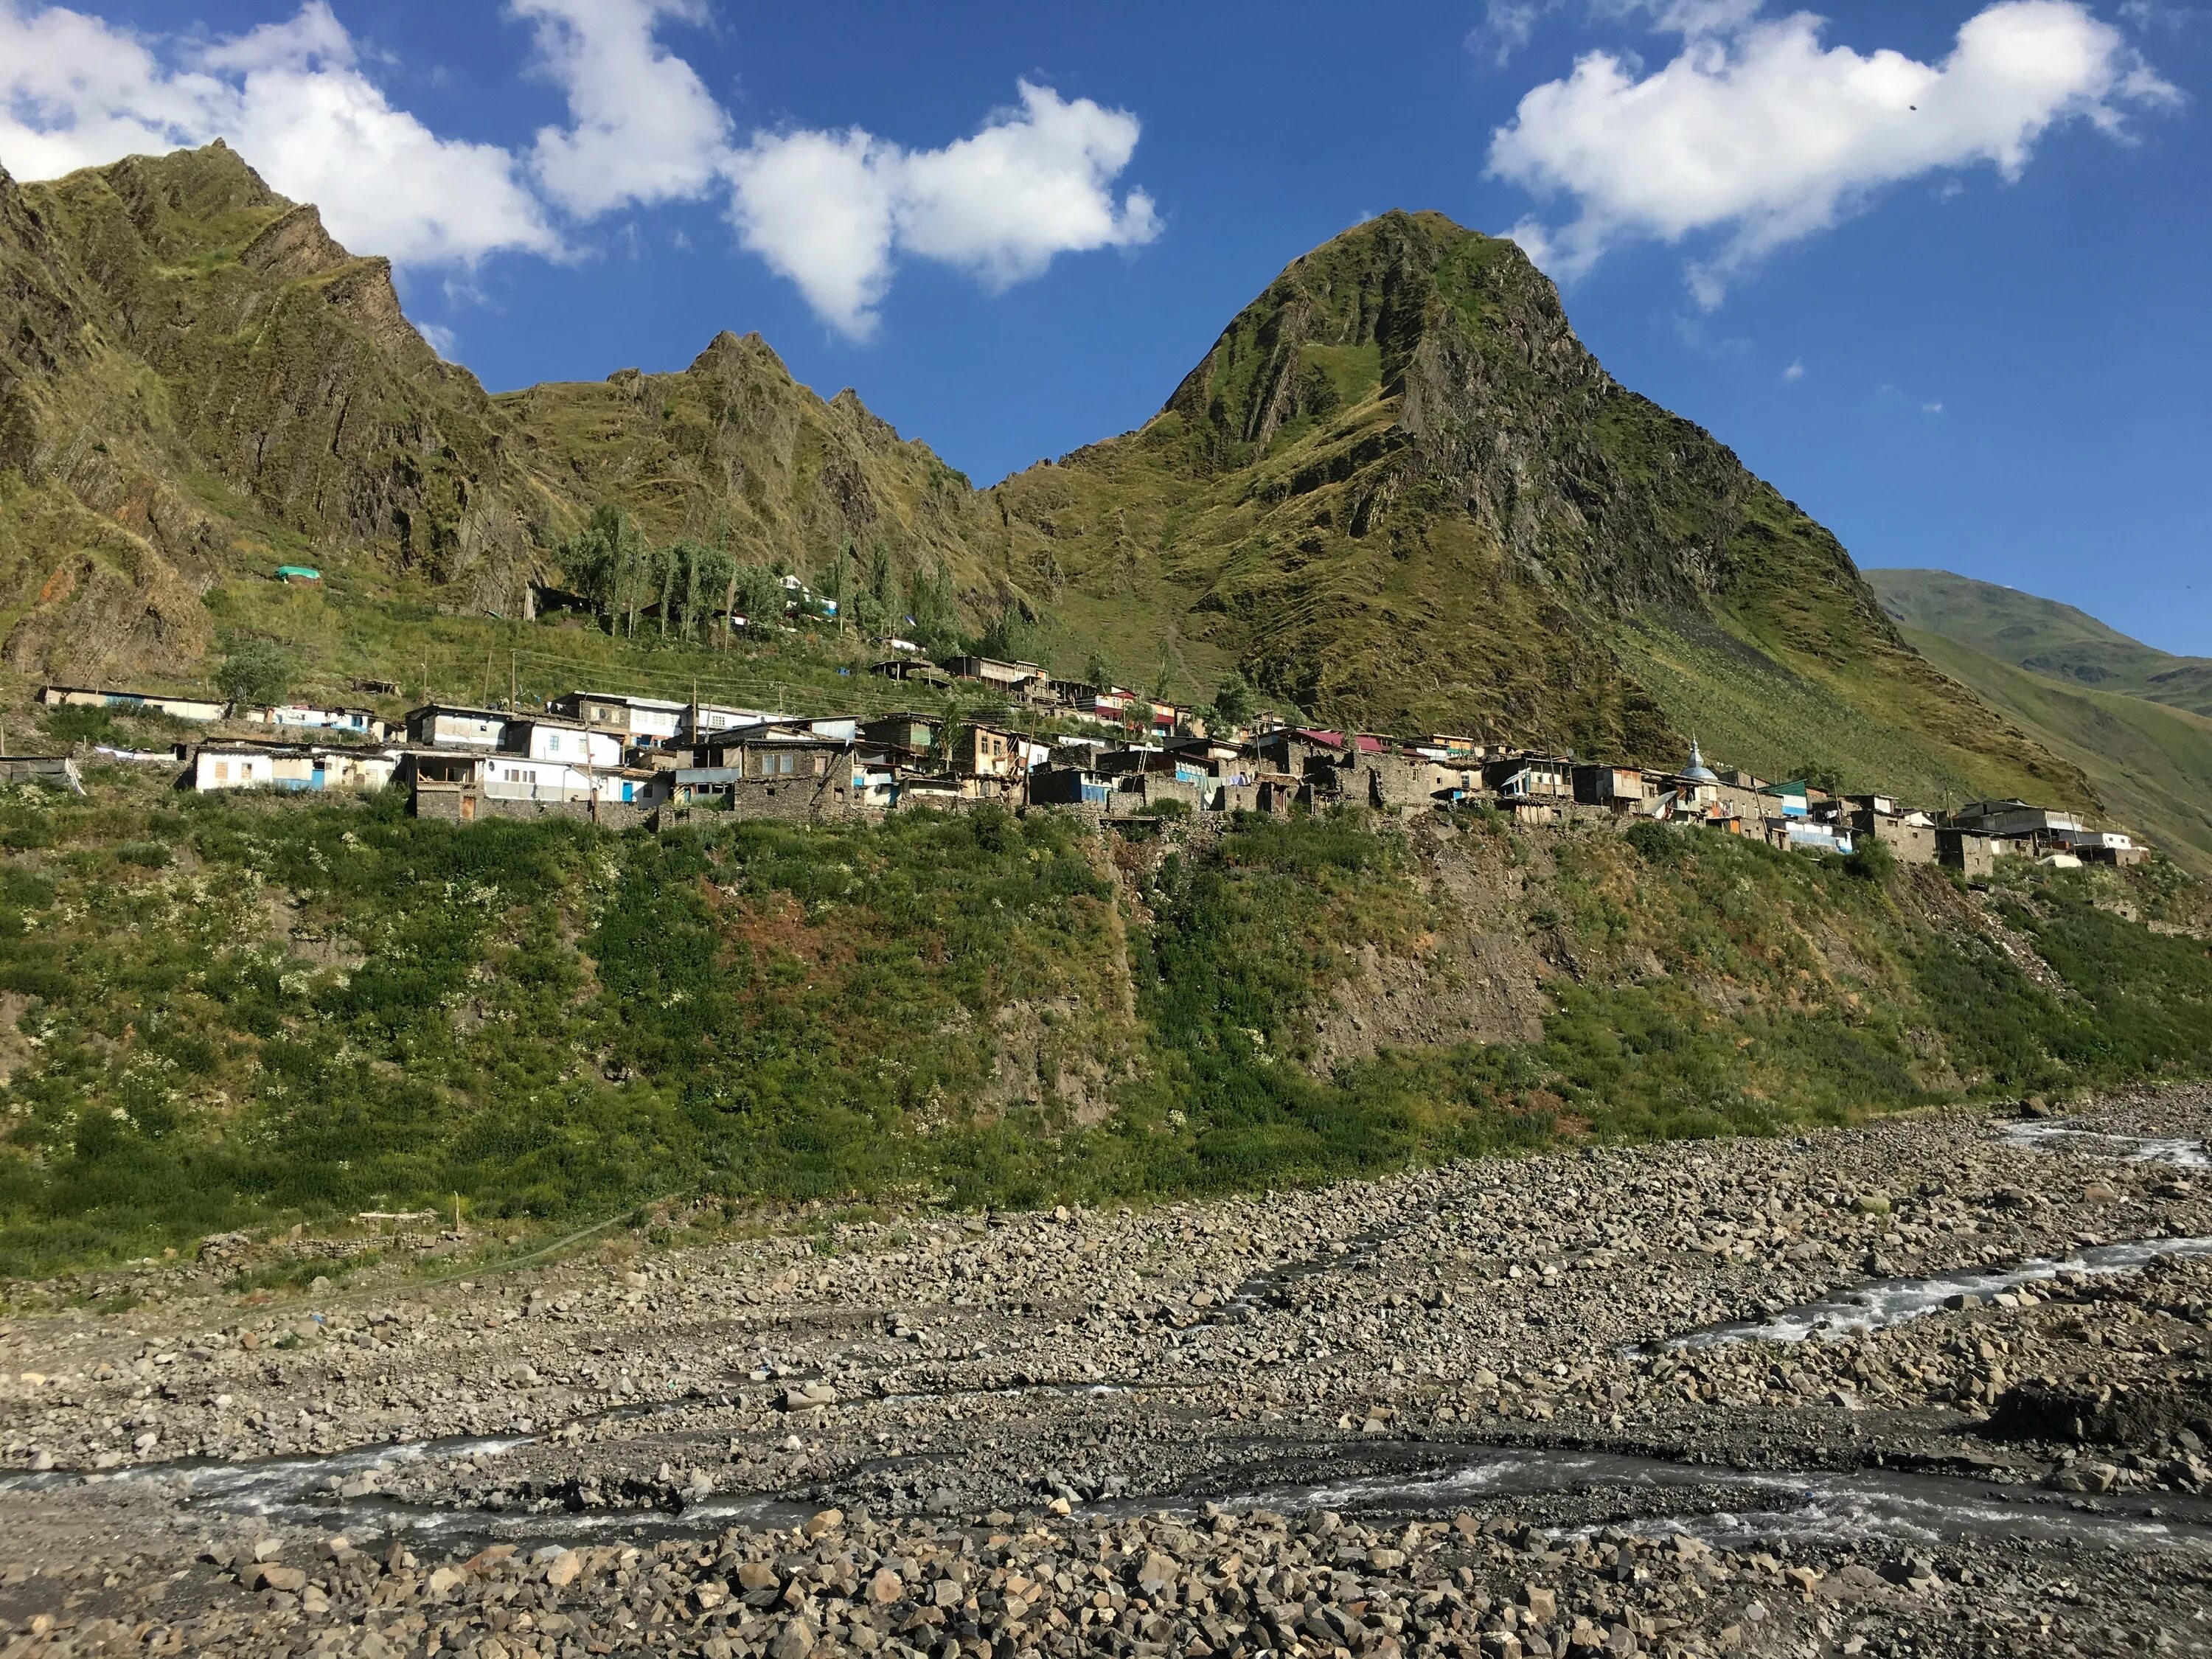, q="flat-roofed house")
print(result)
[1484,754,1573,800]
[38,685,226,723]
[1573,764,1648,810]
[942,655,1046,695]
[1936,827,1998,879]
[501,716,624,771]
[405,705,511,751]
[189,742,398,793]
[237,704,392,741]
[550,692,687,748]
[956,723,1026,779]
[1950,800,2087,840]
